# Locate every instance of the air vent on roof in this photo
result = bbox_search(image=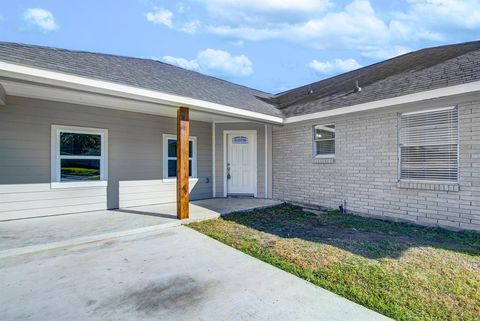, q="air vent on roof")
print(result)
[353,80,362,93]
